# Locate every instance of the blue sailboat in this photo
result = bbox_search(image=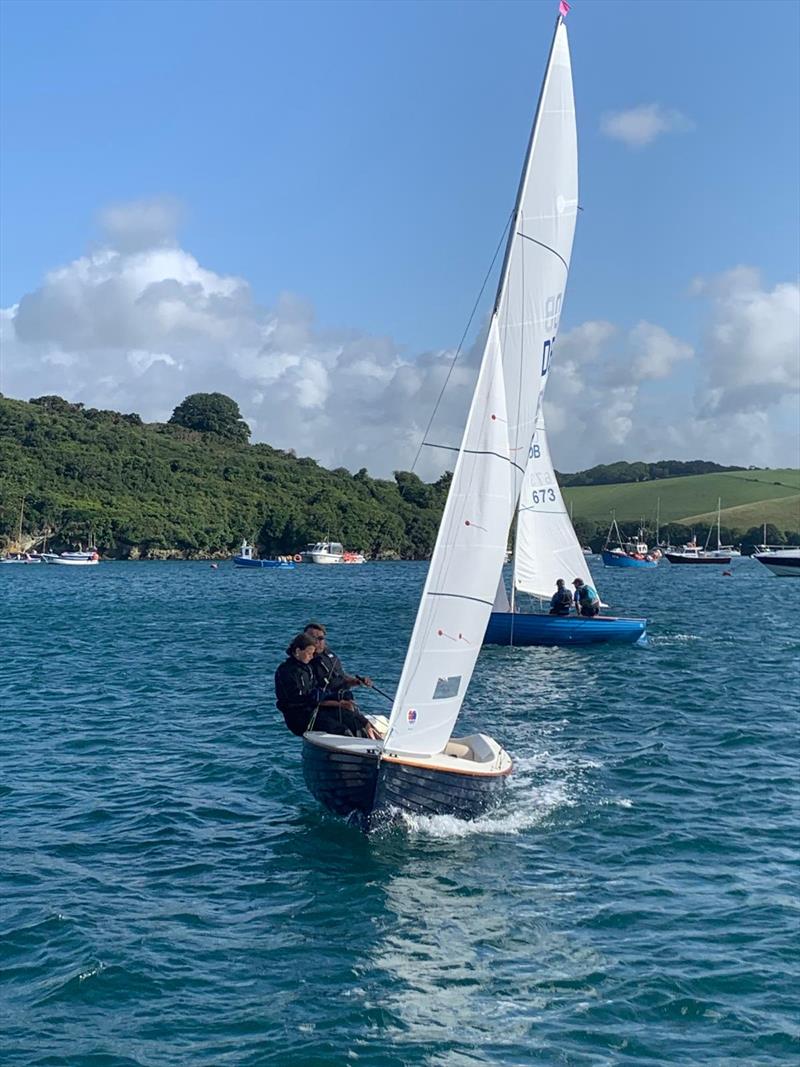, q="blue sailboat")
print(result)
[485,437,648,647]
